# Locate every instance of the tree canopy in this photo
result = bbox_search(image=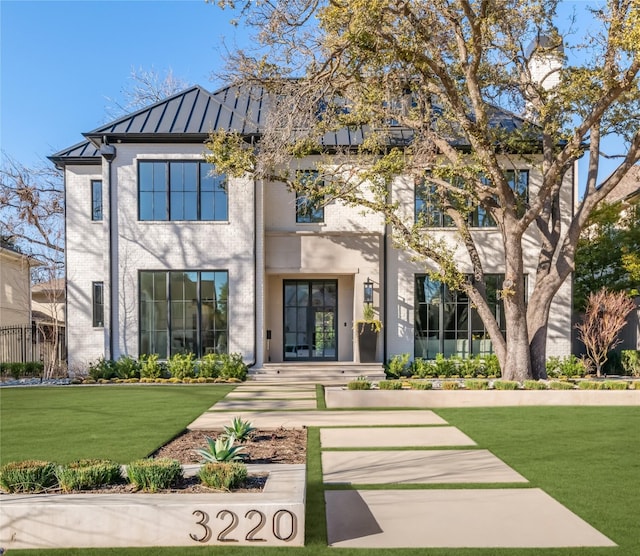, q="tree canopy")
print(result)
[207,0,640,380]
